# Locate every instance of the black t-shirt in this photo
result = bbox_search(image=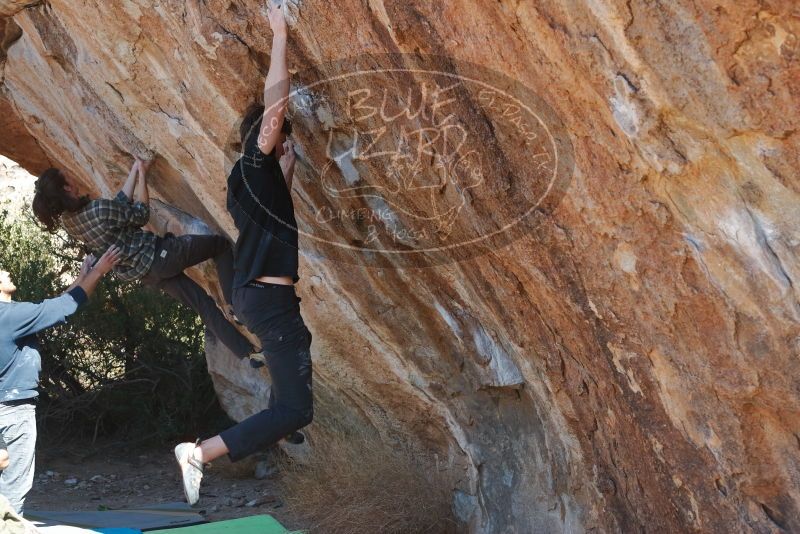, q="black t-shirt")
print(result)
[227,125,299,288]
